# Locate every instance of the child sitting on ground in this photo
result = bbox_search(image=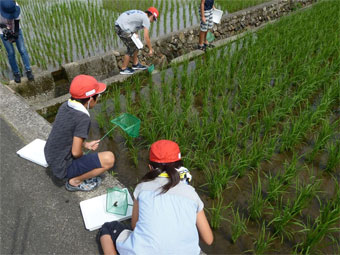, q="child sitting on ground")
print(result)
[44,75,115,192]
[98,139,213,254]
